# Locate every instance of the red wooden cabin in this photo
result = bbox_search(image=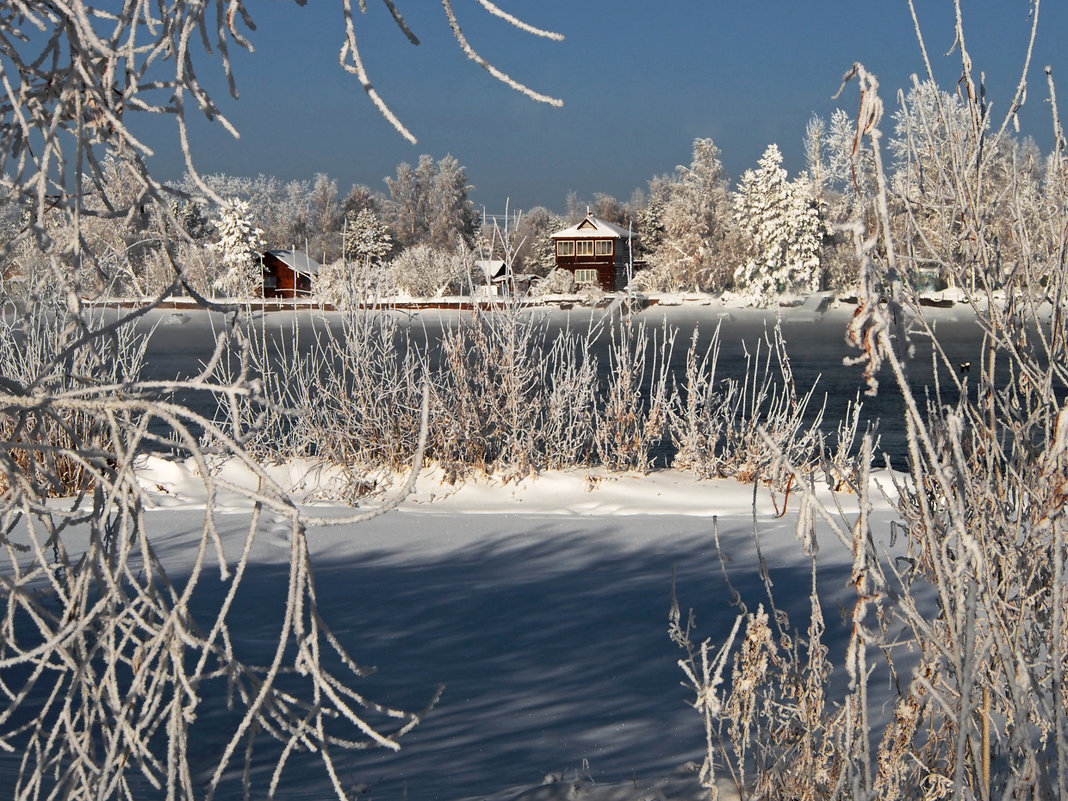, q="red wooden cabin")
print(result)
[261,250,320,298]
